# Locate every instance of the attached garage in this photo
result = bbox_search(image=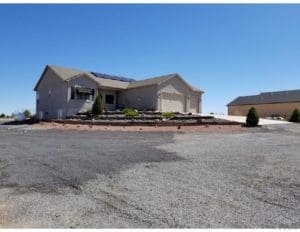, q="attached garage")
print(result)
[161,92,186,112]
[123,73,203,113]
[157,74,202,113]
